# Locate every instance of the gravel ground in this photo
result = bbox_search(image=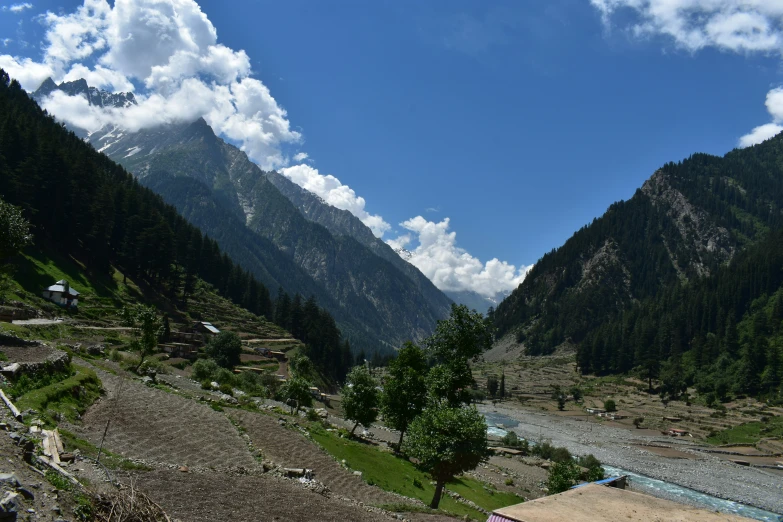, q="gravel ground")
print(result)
[479,403,783,515]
